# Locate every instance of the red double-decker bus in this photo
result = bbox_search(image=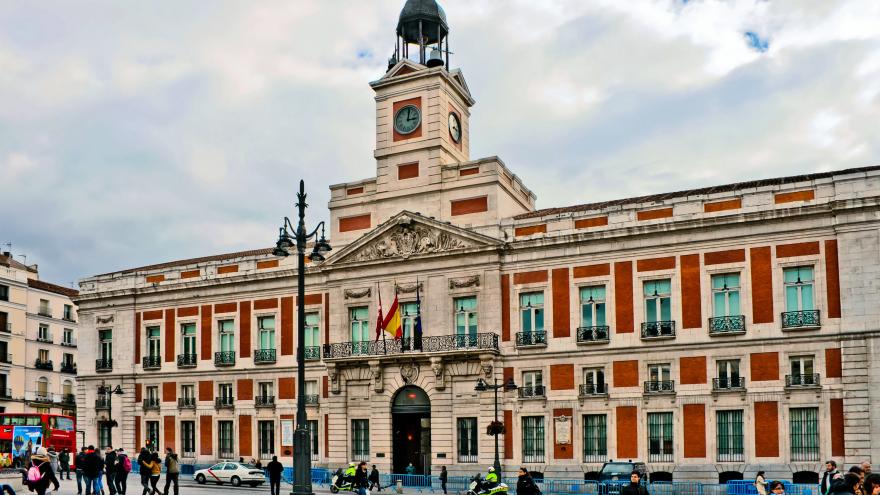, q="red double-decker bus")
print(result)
[0,413,76,468]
